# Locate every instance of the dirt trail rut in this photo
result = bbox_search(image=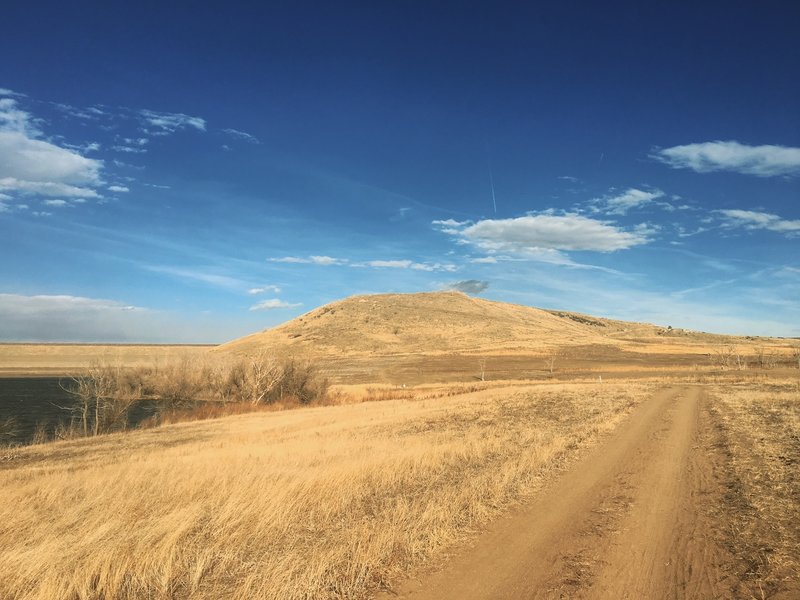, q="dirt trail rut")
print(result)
[380,387,734,599]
